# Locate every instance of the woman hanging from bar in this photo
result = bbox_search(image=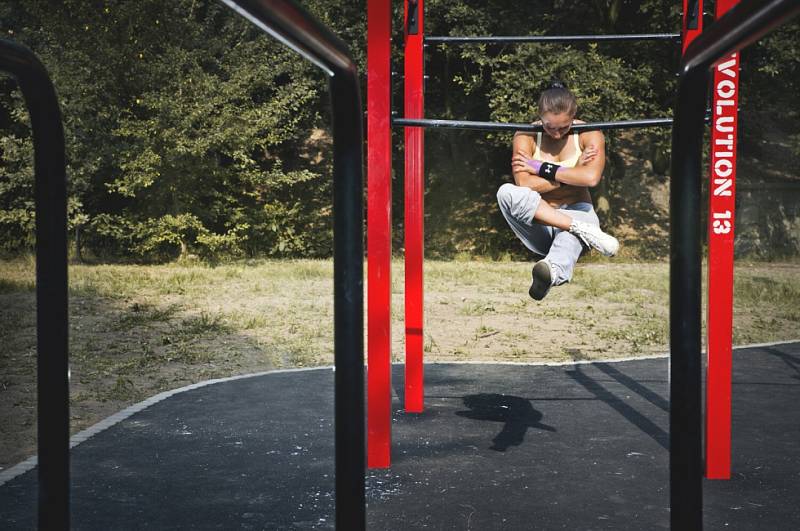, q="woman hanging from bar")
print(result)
[497,80,619,301]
